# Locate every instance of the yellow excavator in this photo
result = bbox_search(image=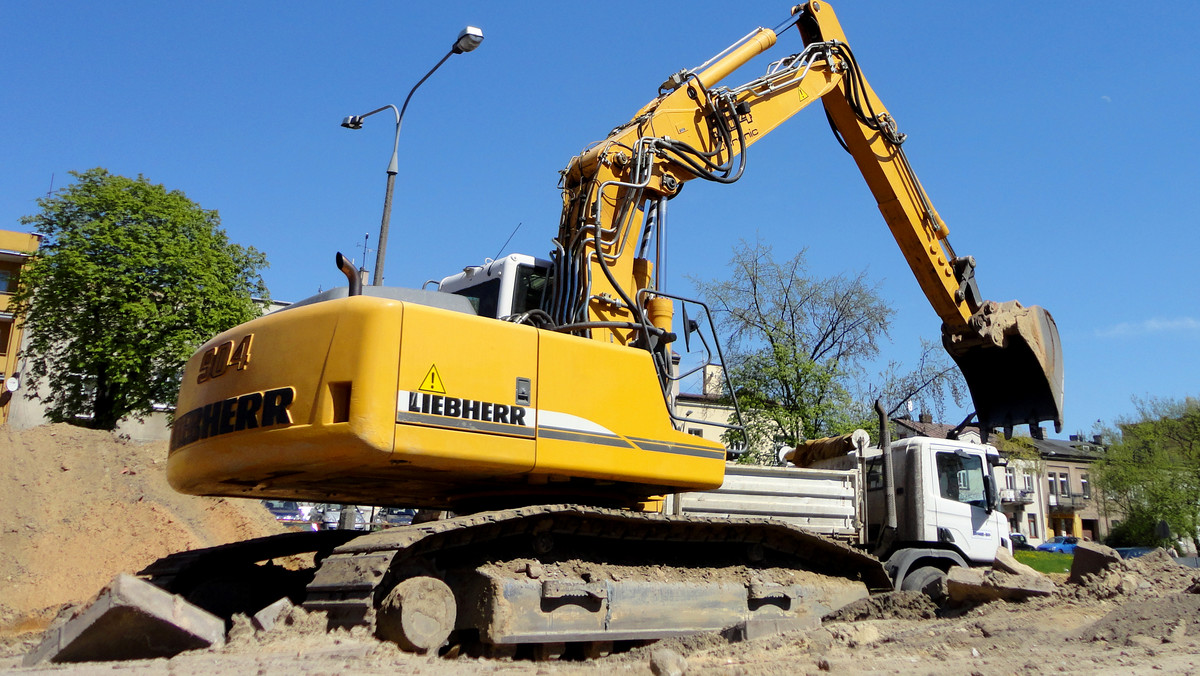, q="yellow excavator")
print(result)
[157,0,1063,656]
